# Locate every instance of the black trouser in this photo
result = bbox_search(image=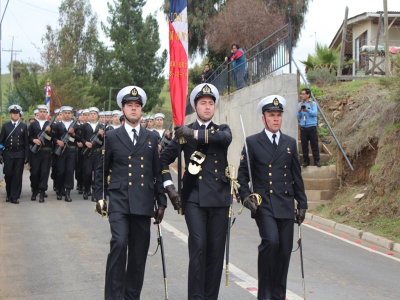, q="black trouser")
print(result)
[83,150,101,191]
[51,153,59,188]
[3,151,25,199]
[185,201,229,300]
[105,212,151,300]
[300,126,320,165]
[56,148,76,190]
[255,216,294,300]
[75,147,84,186]
[30,150,51,192]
